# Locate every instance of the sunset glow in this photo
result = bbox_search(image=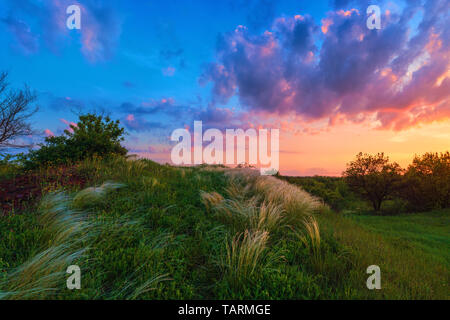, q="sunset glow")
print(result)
[1,0,448,175]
